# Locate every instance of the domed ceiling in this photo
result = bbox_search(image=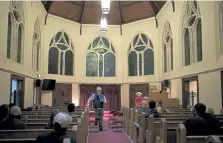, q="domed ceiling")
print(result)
[42,1,166,25]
